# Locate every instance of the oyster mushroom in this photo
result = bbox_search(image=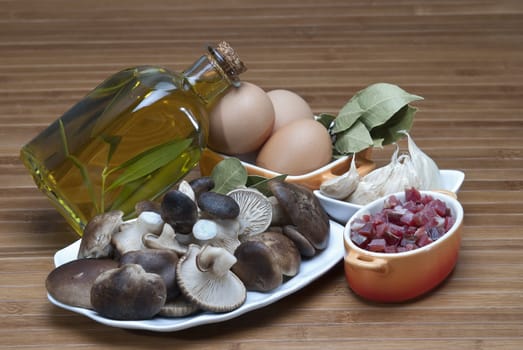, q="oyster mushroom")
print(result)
[159,294,201,318]
[46,258,118,309]
[77,210,123,259]
[192,218,241,253]
[177,180,196,202]
[176,244,246,313]
[197,191,240,219]
[227,188,272,238]
[269,196,291,226]
[143,223,188,255]
[189,176,215,198]
[269,181,330,255]
[282,225,316,257]
[232,240,282,292]
[161,190,198,234]
[90,264,166,320]
[245,231,301,277]
[135,200,162,215]
[119,249,180,301]
[111,211,164,257]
